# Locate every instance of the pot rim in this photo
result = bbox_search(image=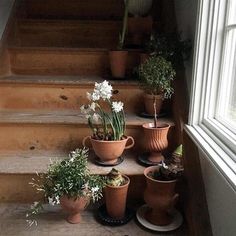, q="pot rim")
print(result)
[142,123,170,130]
[144,166,177,183]
[106,174,130,189]
[90,136,130,144]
